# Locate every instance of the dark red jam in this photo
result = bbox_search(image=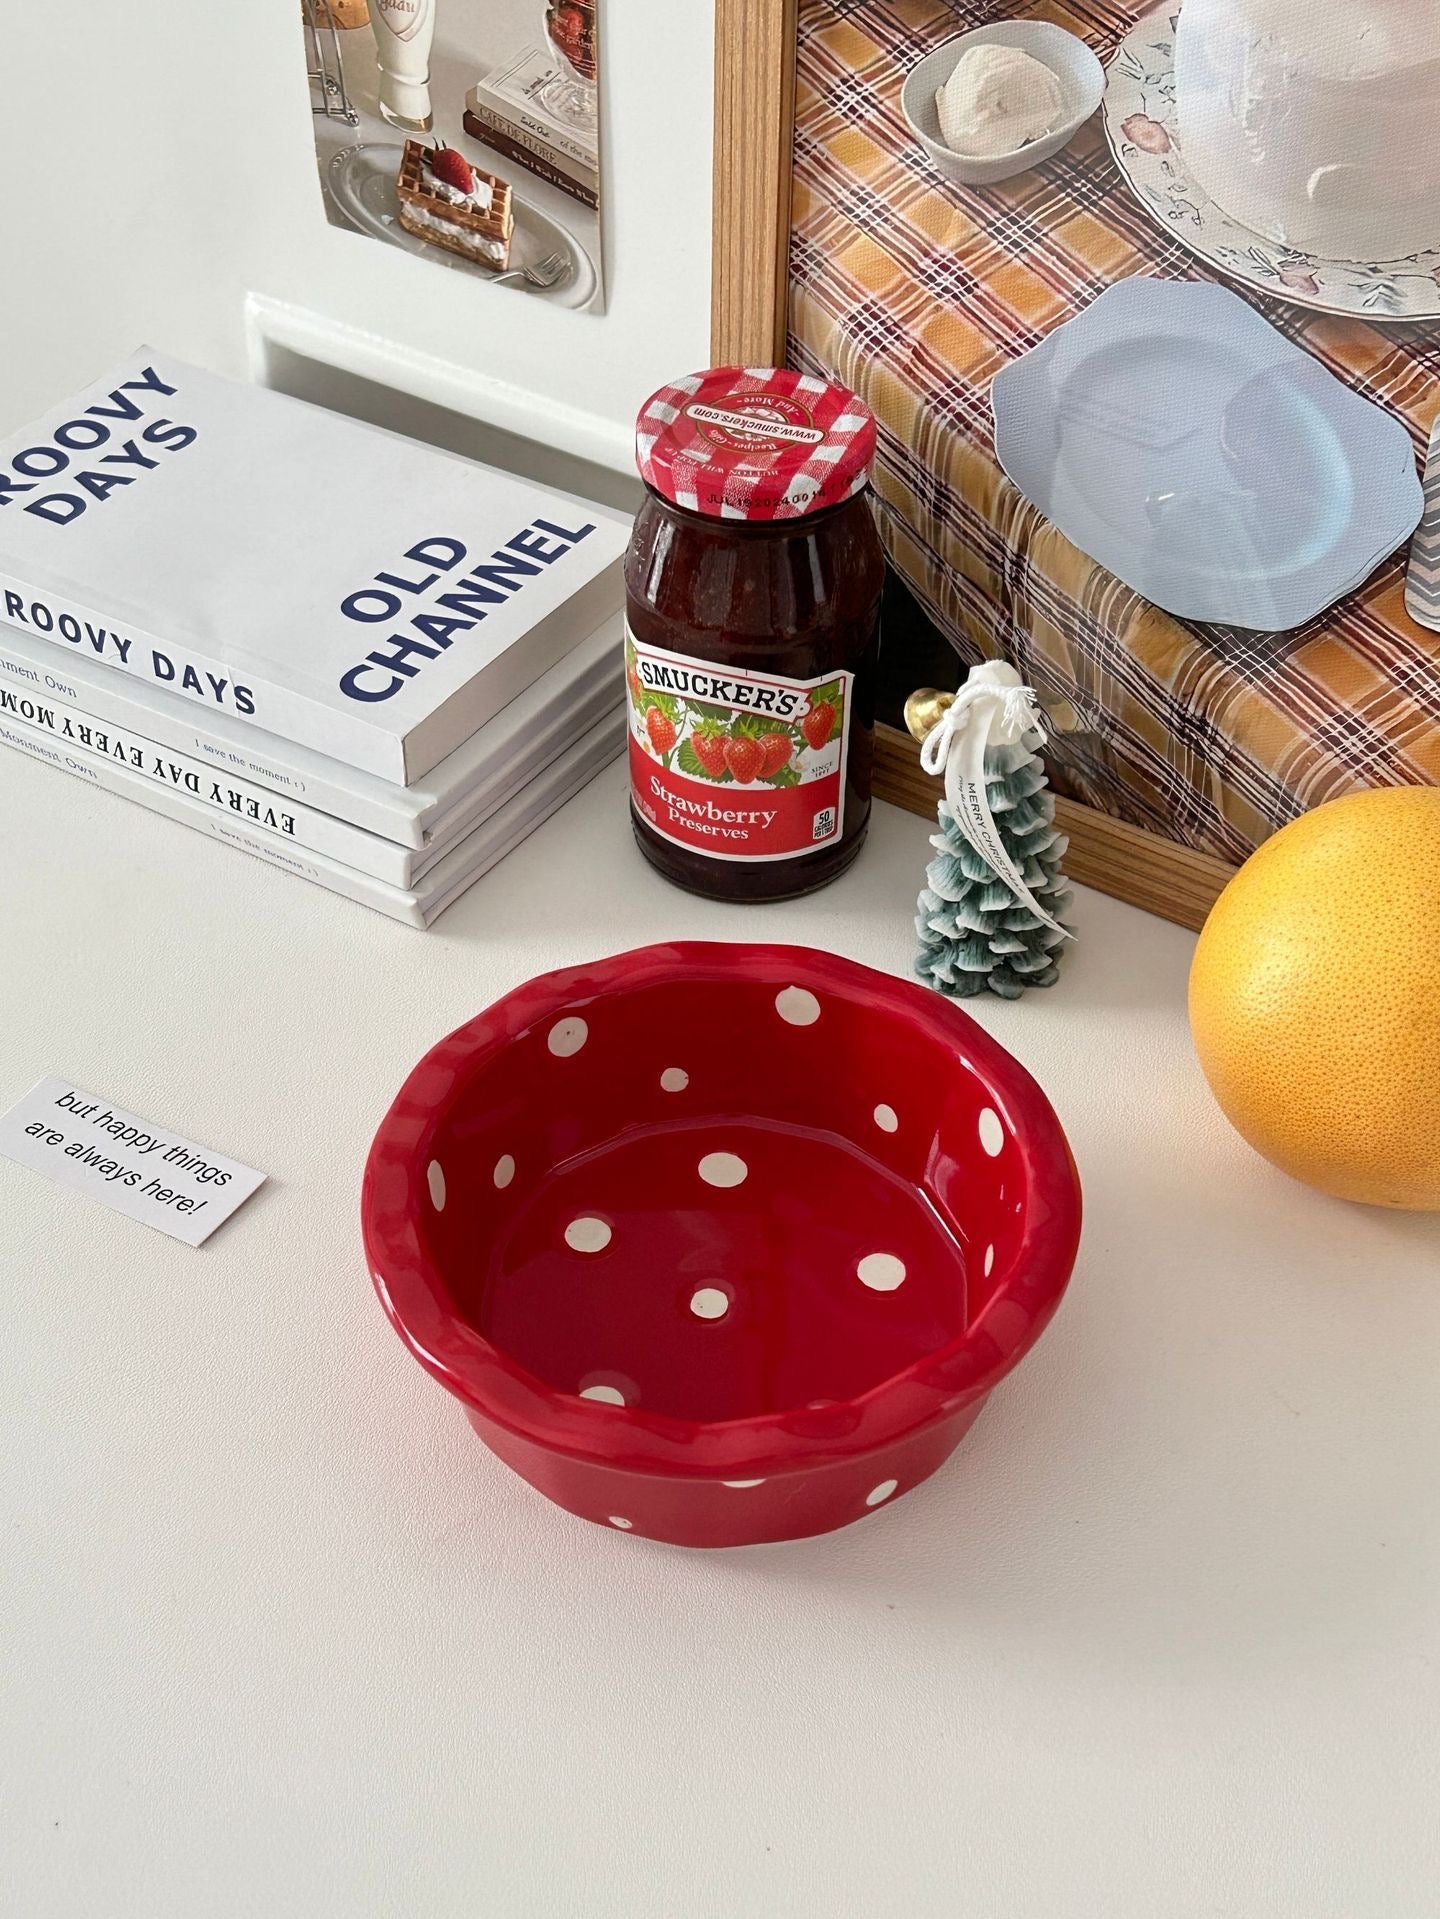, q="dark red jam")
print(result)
[624,367,885,903]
